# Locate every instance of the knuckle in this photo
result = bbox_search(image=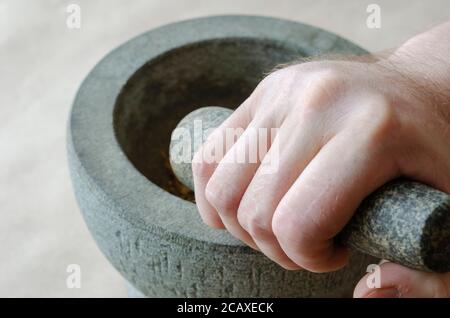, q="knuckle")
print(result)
[238,211,273,239]
[361,95,399,144]
[314,68,344,87]
[205,180,239,214]
[252,67,295,105]
[272,201,334,252]
[272,204,301,244]
[273,205,344,272]
[312,68,345,91]
[300,69,345,115]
